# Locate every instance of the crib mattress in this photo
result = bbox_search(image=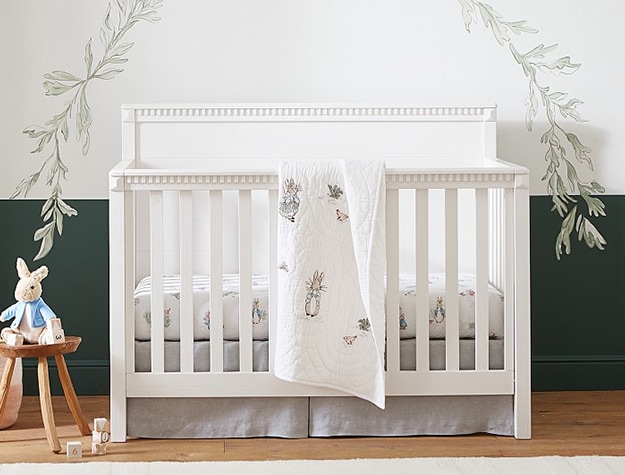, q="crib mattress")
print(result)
[135,338,505,373]
[133,273,504,341]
